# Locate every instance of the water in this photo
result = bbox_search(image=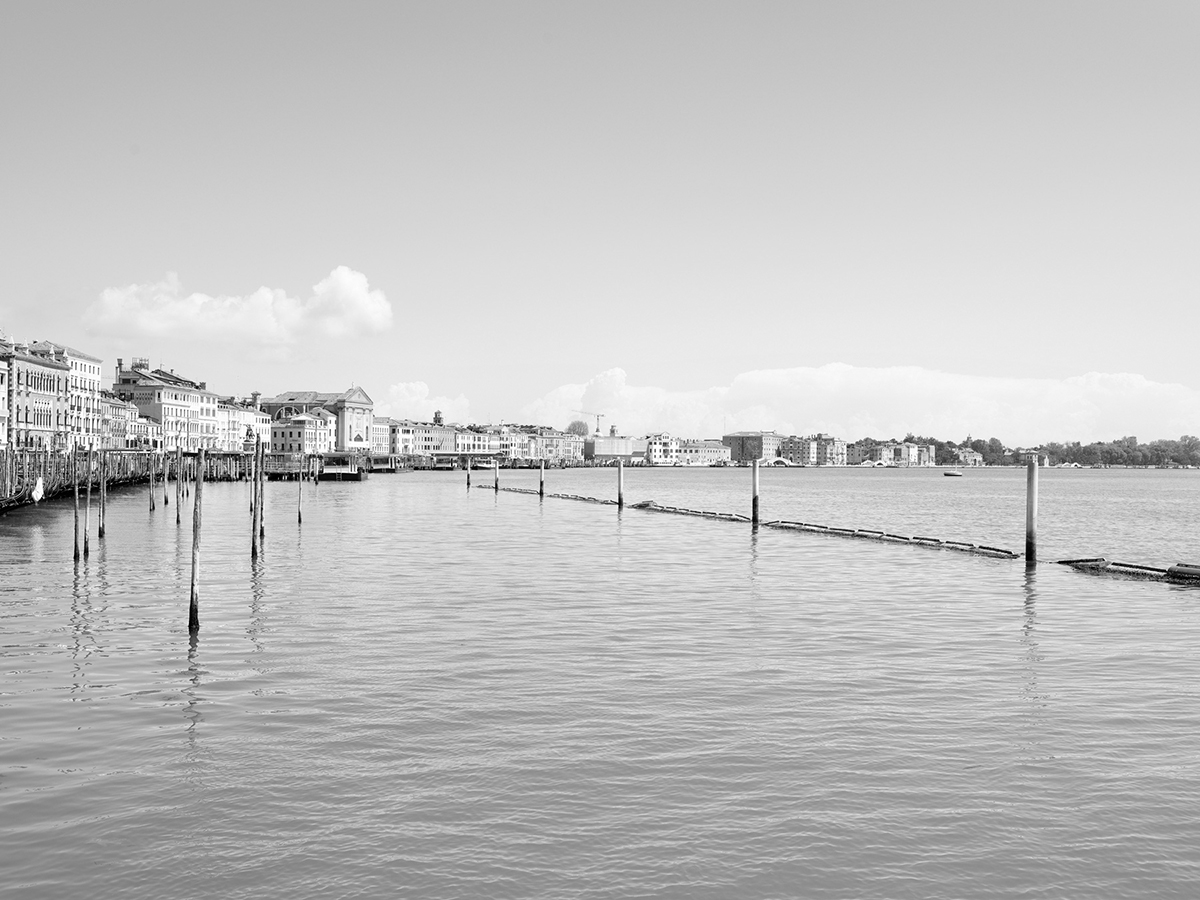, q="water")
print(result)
[3,469,1200,899]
